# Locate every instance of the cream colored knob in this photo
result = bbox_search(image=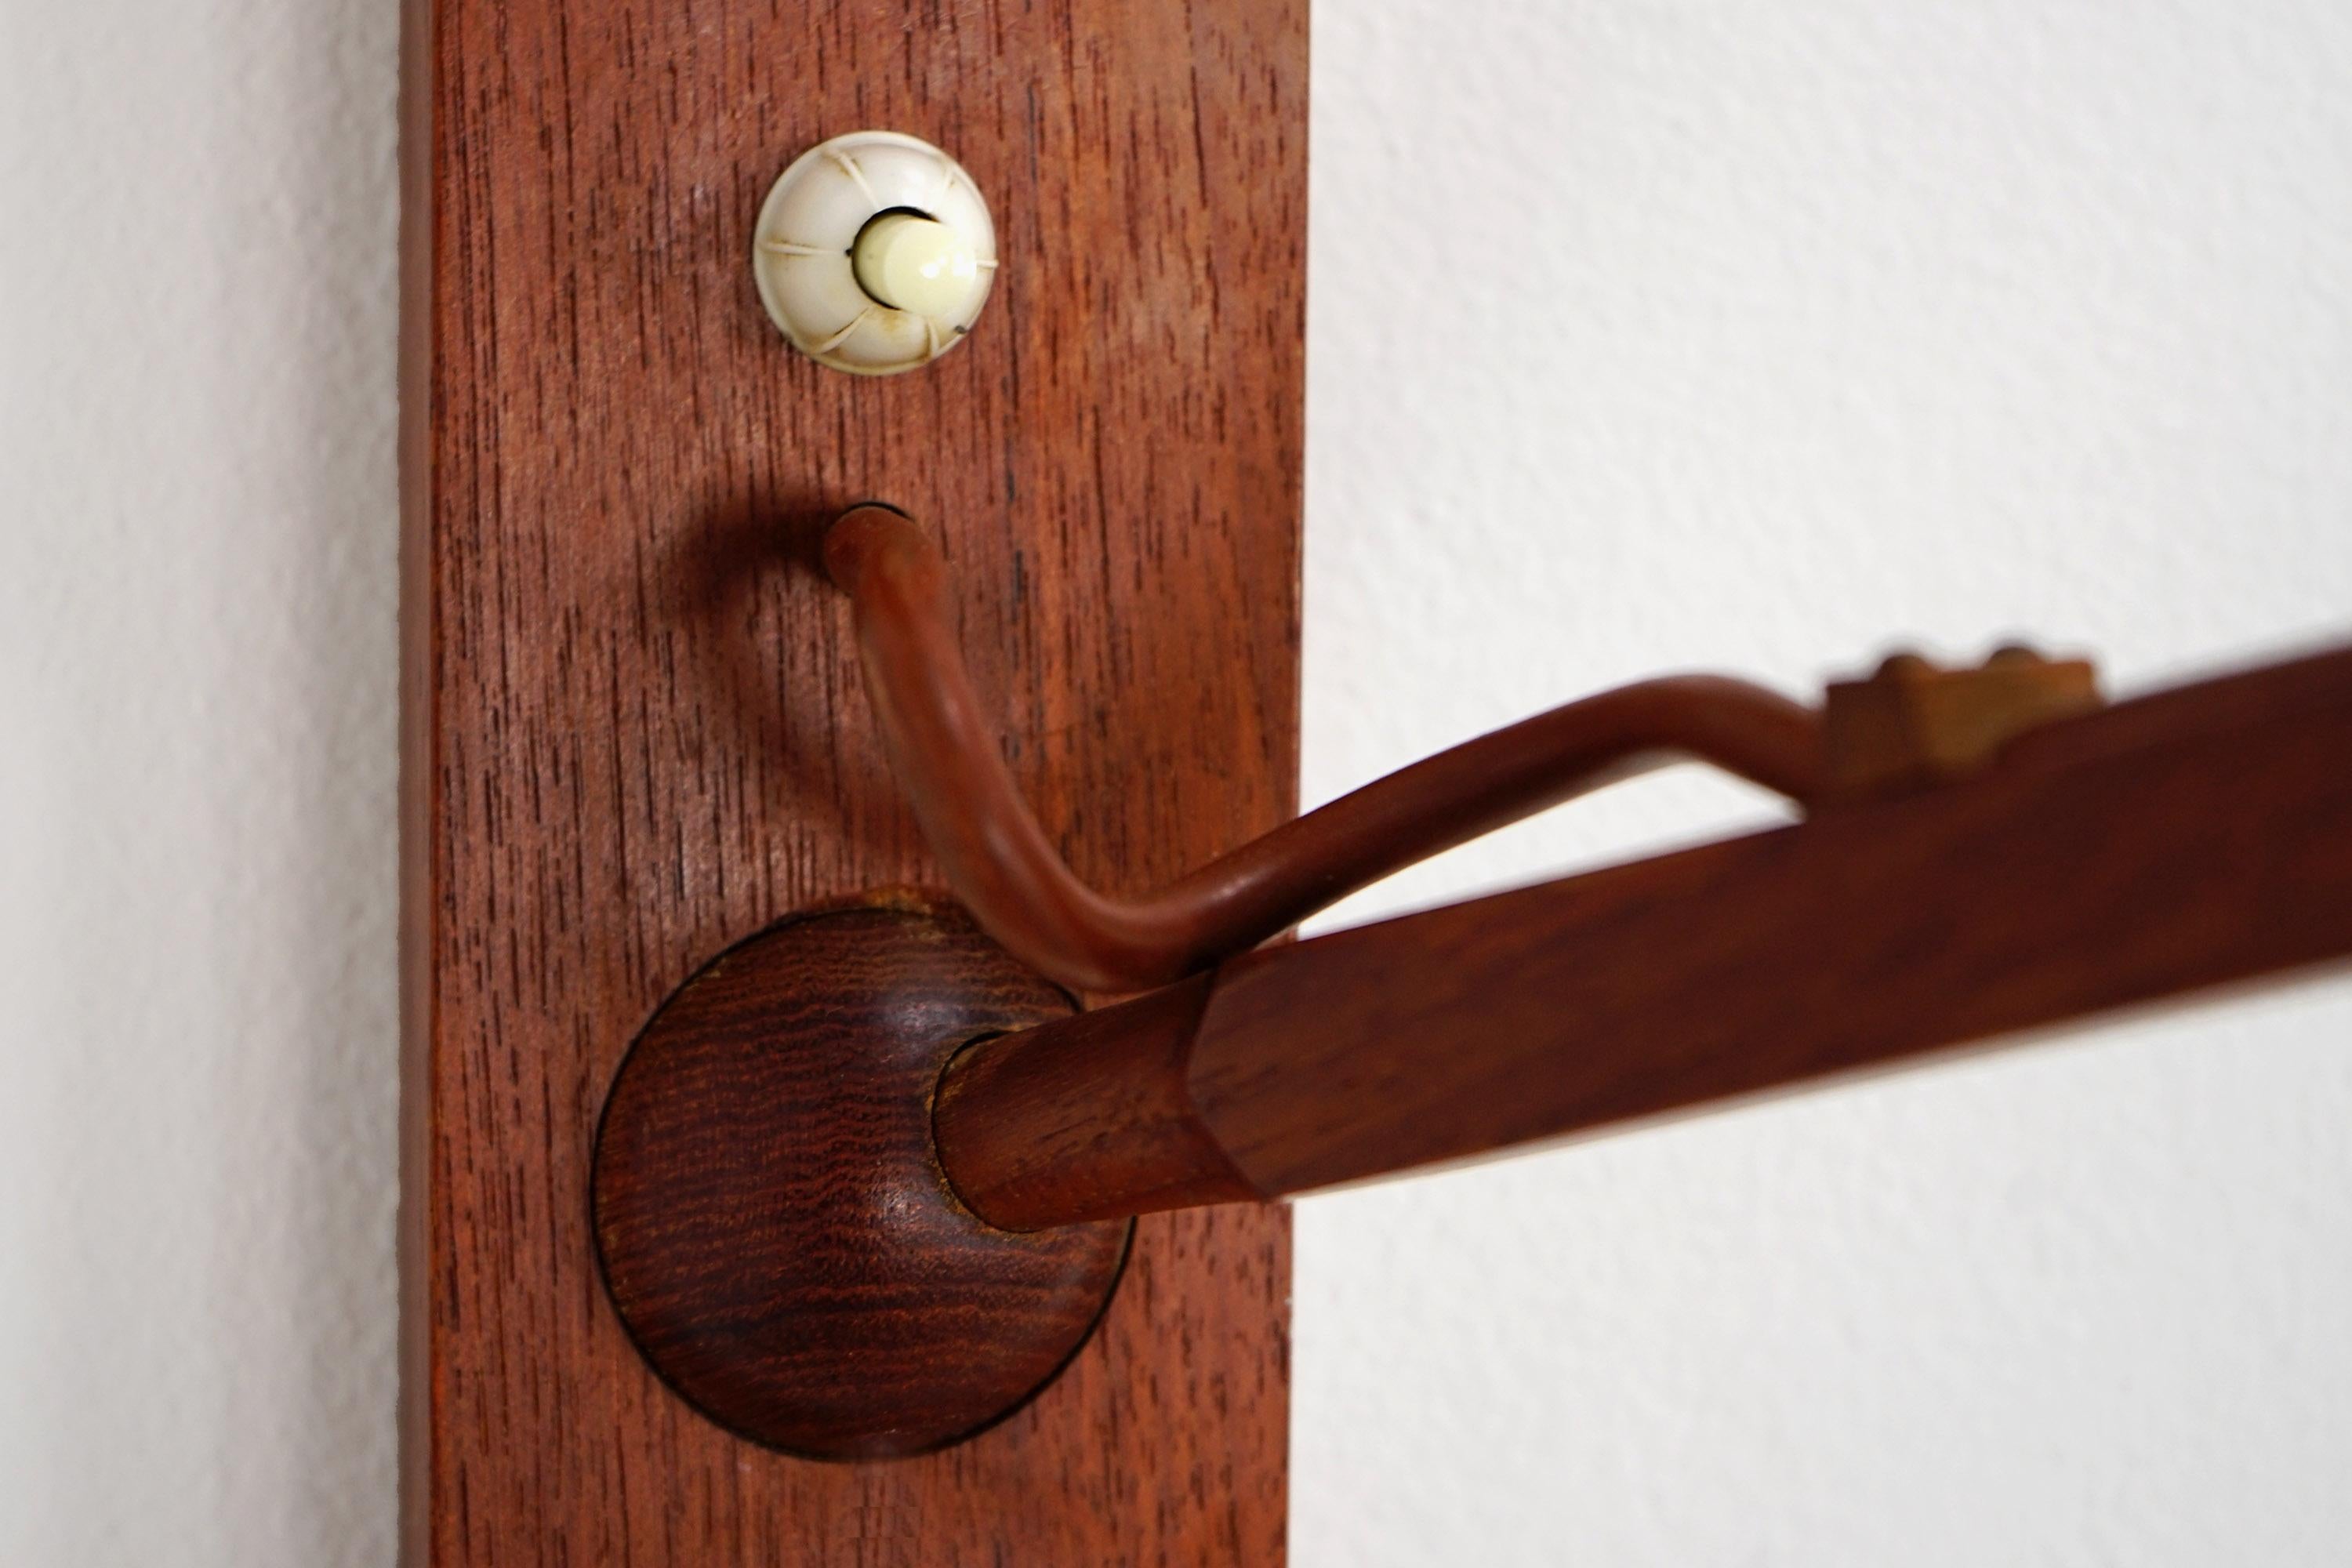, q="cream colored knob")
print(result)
[751,130,998,376]
[852,213,985,320]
